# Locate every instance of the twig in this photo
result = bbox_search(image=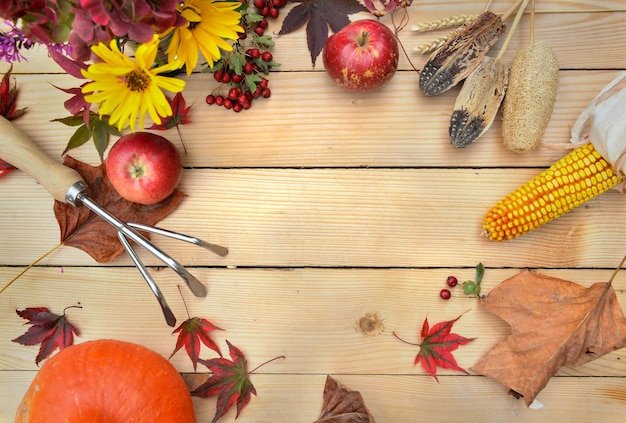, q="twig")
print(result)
[496,0,530,61]
[607,253,626,286]
[0,242,63,294]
